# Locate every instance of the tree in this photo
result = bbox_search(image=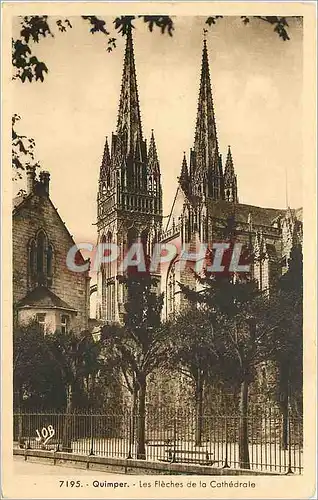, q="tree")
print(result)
[12,114,39,183]
[46,329,101,451]
[13,320,66,447]
[180,272,271,468]
[101,272,169,459]
[178,216,272,468]
[171,307,221,445]
[263,243,303,448]
[13,320,64,412]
